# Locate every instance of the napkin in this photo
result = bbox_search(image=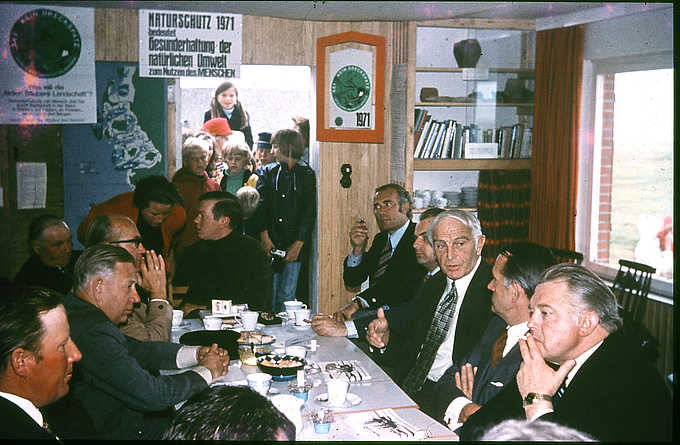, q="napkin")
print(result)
[345,409,427,440]
[319,360,372,381]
